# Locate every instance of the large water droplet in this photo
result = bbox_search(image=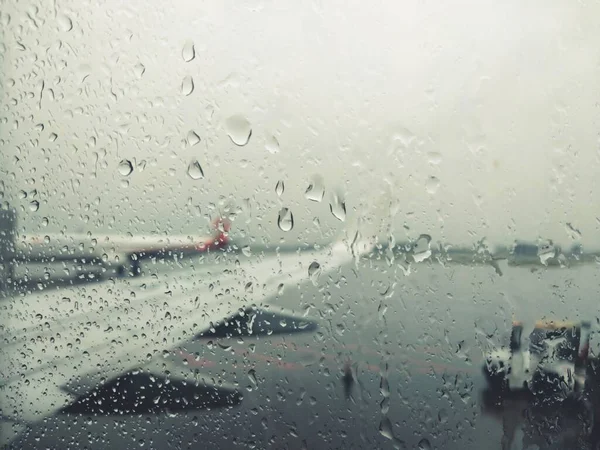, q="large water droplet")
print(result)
[425,176,440,194]
[118,159,133,176]
[412,234,432,263]
[182,41,195,62]
[308,261,321,285]
[29,200,40,212]
[305,175,325,202]
[187,130,201,146]
[225,115,252,146]
[329,193,346,222]
[379,417,394,440]
[181,76,194,96]
[538,240,556,265]
[265,135,280,154]
[277,208,294,232]
[49,132,58,142]
[187,161,204,180]
[275,180,284,197]
[417,438,431,450]
[57,14,72,32]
